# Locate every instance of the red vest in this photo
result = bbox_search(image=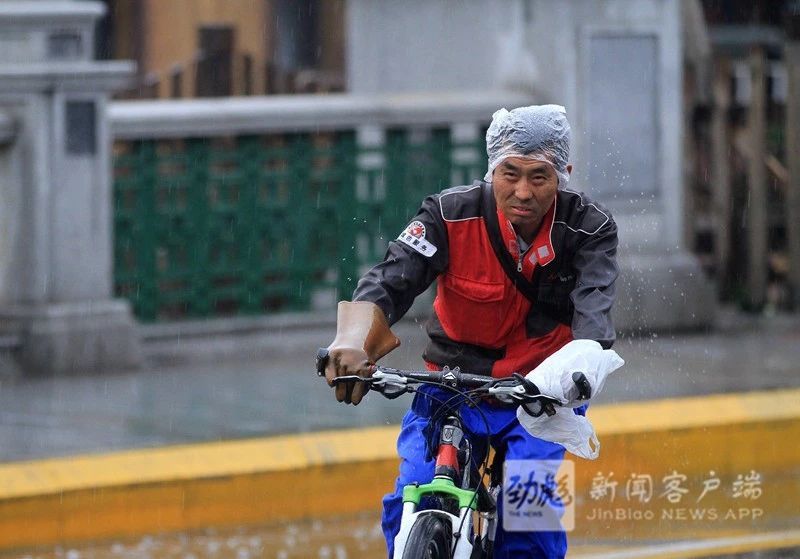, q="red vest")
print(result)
[433,199,573,378]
